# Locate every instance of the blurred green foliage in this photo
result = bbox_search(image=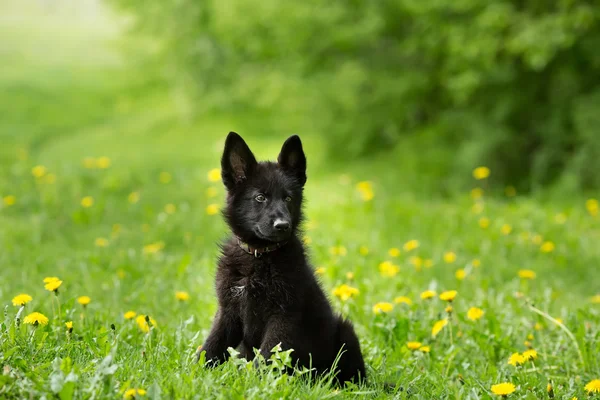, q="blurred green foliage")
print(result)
[109,0,600,190]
